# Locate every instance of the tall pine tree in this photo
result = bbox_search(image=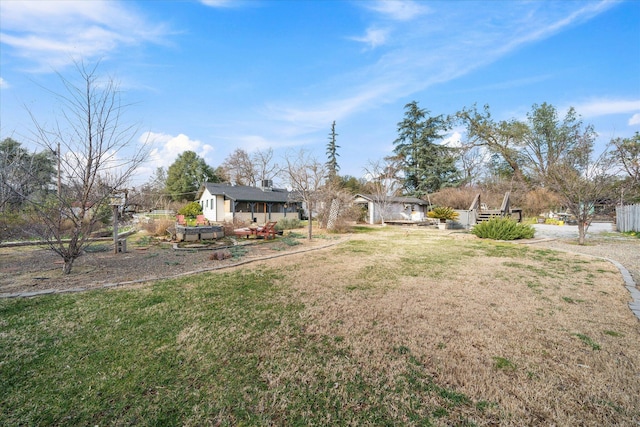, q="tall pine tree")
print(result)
[393,101,459,197]
[326,121,340,181]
